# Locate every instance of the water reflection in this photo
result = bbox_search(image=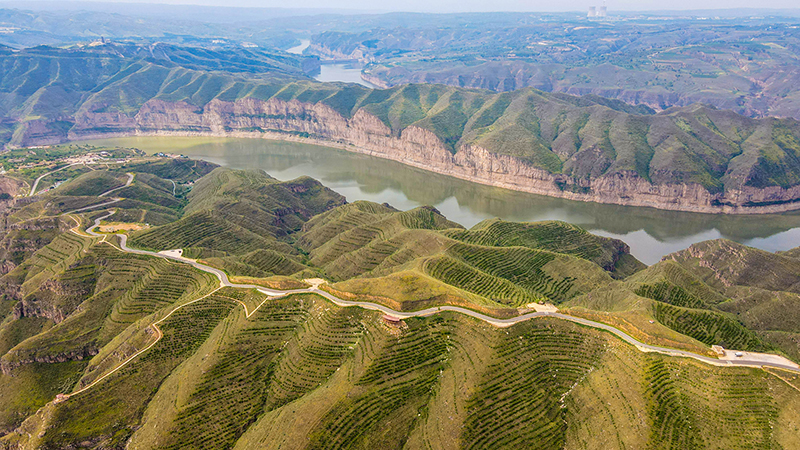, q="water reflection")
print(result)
[313,63,378,89]
[85,137,800,265]
[286,39,310,55]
